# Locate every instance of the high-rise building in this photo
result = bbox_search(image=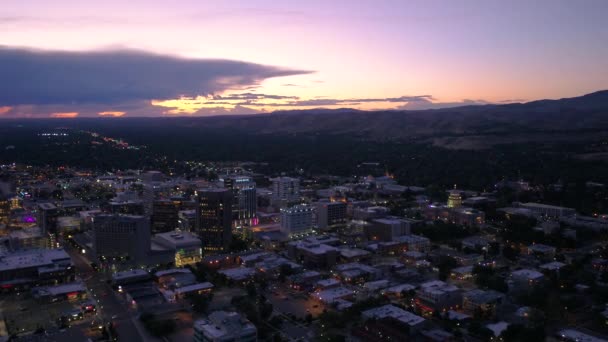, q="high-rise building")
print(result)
[37,202,58,234]
[0,194,9,227]
[280,204,315,238]
[270,177,300,206]
[194,311,257,342]
[195,189,233,253]
[314,200,347,229]
[151,198,187,234]
[92,214,151,264]
[223,176,257,228]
